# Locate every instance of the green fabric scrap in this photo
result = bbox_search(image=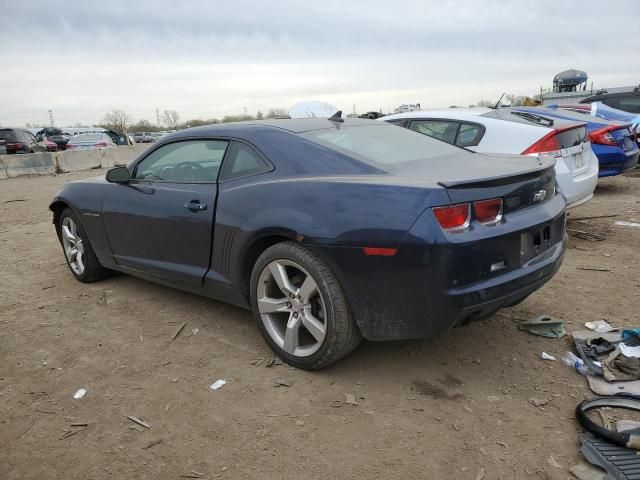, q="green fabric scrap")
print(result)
[518,315,566,338]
